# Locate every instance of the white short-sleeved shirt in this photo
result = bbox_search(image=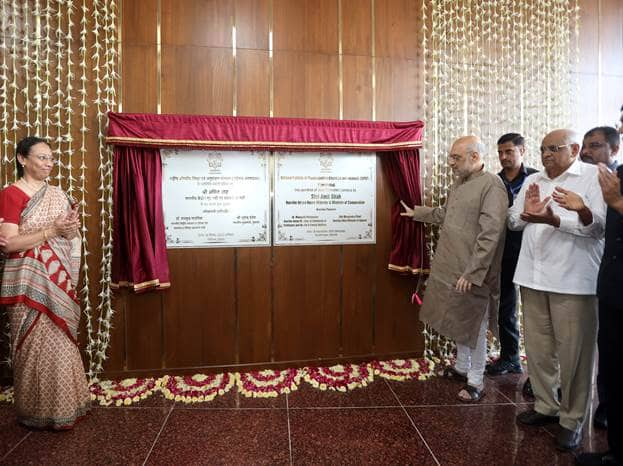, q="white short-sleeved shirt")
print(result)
[508,159,606,295]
